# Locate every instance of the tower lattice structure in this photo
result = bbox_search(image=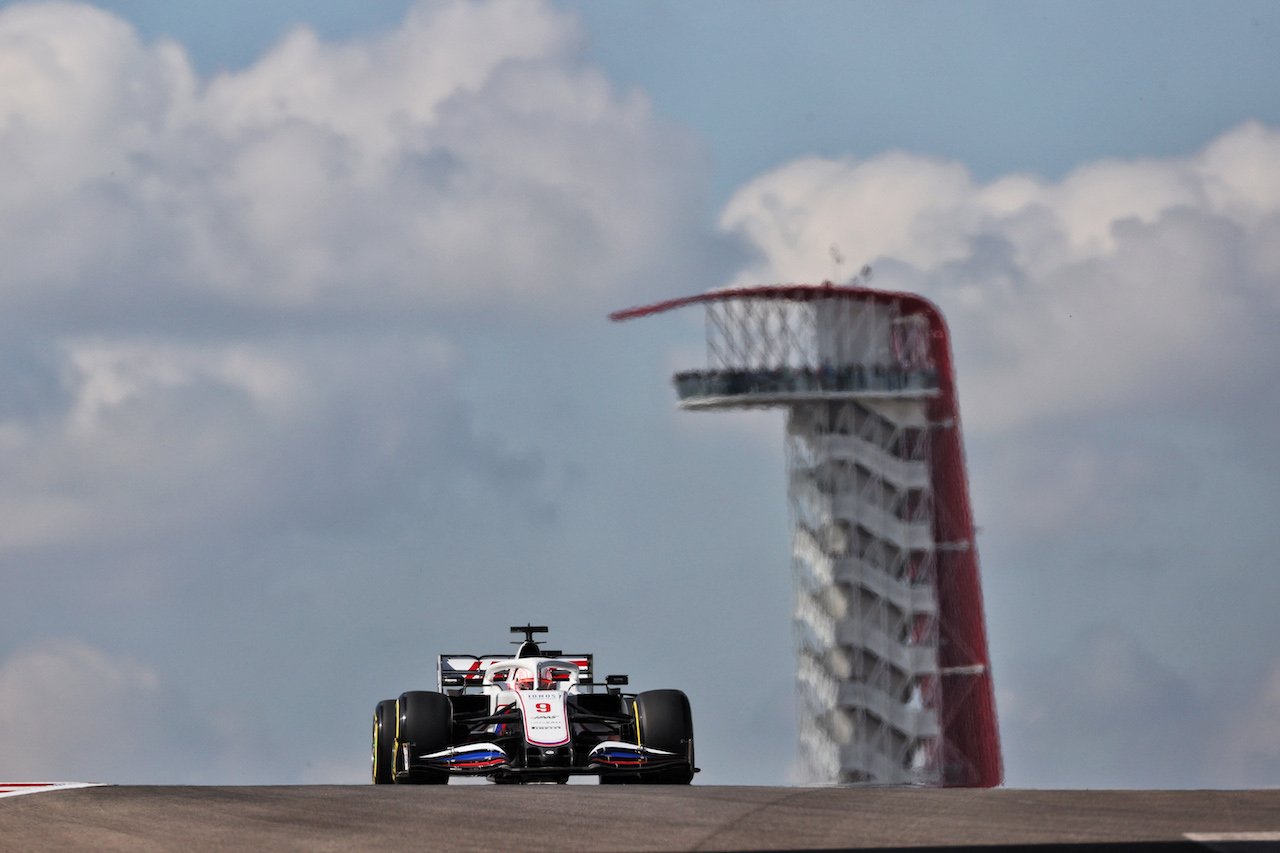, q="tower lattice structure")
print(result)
[612,283,1002,787]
